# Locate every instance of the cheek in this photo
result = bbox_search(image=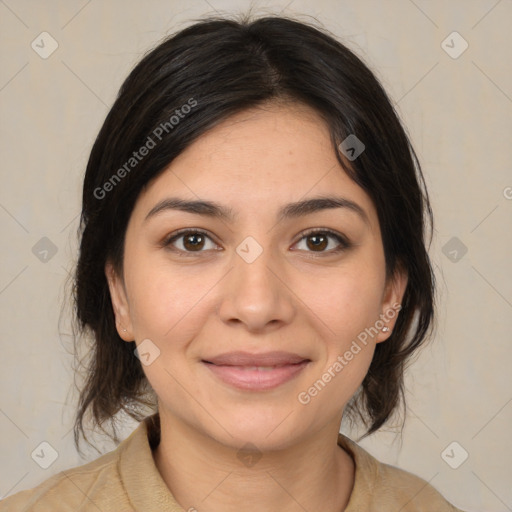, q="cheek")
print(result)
[124,262,205,390]
[307,265,385,344]
[124,249,220,348]
[302,275,382,411]
[127,265,192,338]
